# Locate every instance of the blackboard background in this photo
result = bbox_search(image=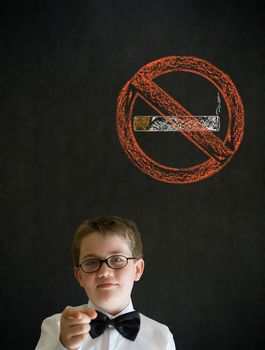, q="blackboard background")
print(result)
[1,1,264,349]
